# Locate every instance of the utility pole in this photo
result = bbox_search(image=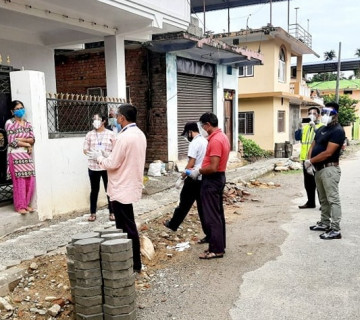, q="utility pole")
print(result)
[287,0,290,32]
[270,0,273,26]
[203,0,206,35]
[335,42,342,104]
[228,1,230,33]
